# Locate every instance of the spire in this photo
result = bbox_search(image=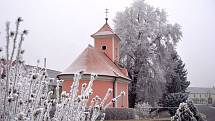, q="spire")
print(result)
[105,8,108,23]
